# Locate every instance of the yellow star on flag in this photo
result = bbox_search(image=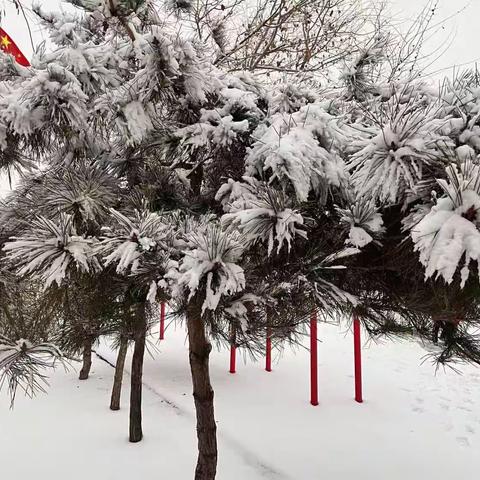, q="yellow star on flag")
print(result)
[1,35,11,48]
